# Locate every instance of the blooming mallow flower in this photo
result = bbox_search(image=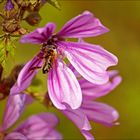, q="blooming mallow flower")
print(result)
[11,11,118,110]
[0,94,62,140]
[61,68,122,139]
